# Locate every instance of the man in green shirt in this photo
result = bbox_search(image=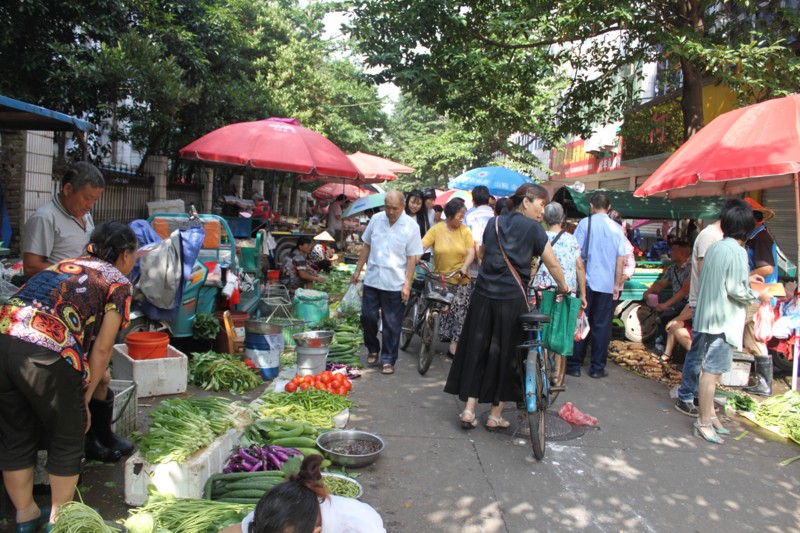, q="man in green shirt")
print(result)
[692,201,770,444]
